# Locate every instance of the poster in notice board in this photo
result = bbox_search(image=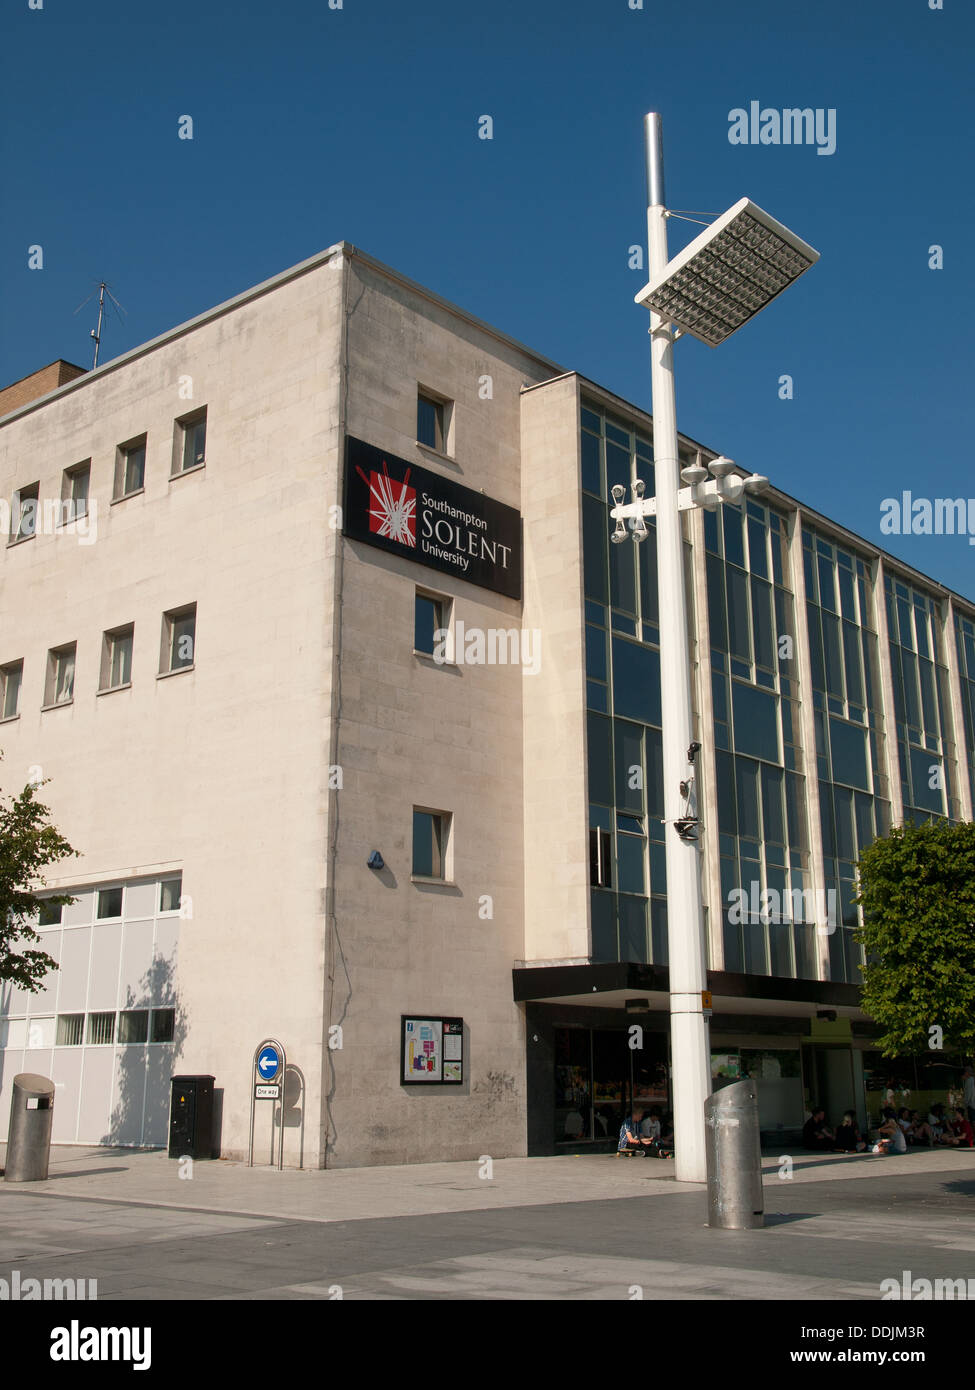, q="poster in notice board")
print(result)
[401,1016,464,1086]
